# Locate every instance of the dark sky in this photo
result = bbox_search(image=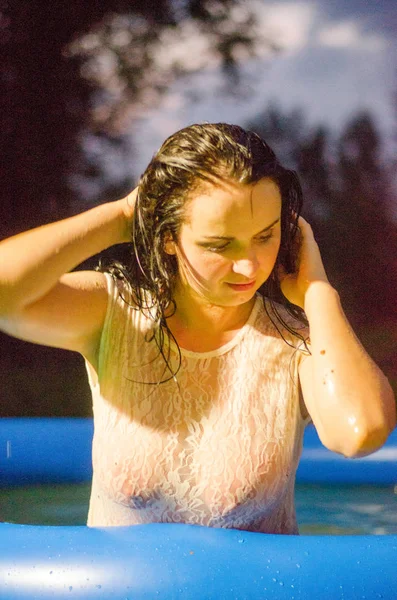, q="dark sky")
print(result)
[73,0,396,198]
[136,1,394,168]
